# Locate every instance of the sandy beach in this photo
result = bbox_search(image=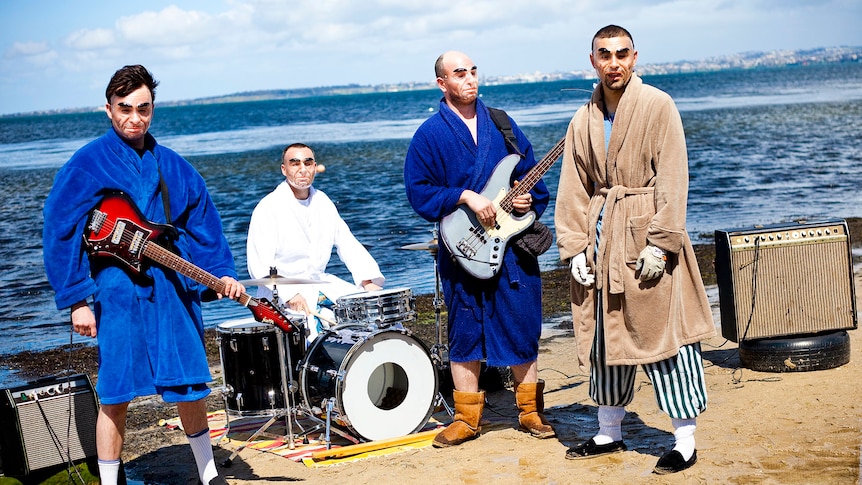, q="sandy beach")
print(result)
[4,222,861,484]
[116,270,862,485]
